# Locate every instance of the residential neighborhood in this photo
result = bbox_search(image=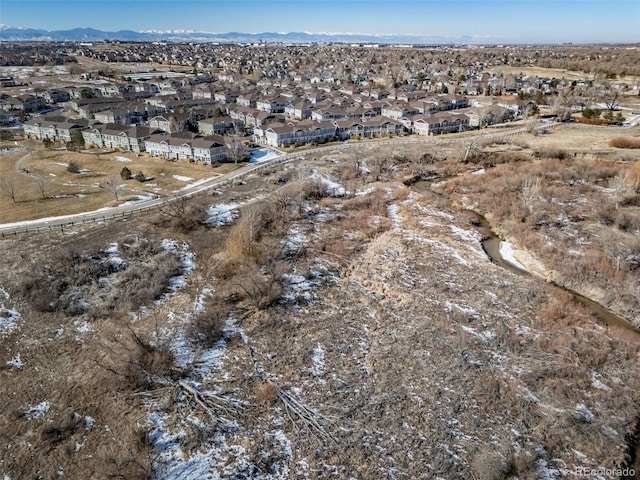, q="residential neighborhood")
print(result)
[1,41,637,161]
